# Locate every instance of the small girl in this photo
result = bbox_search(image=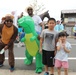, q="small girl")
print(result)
[55,32,72,75]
